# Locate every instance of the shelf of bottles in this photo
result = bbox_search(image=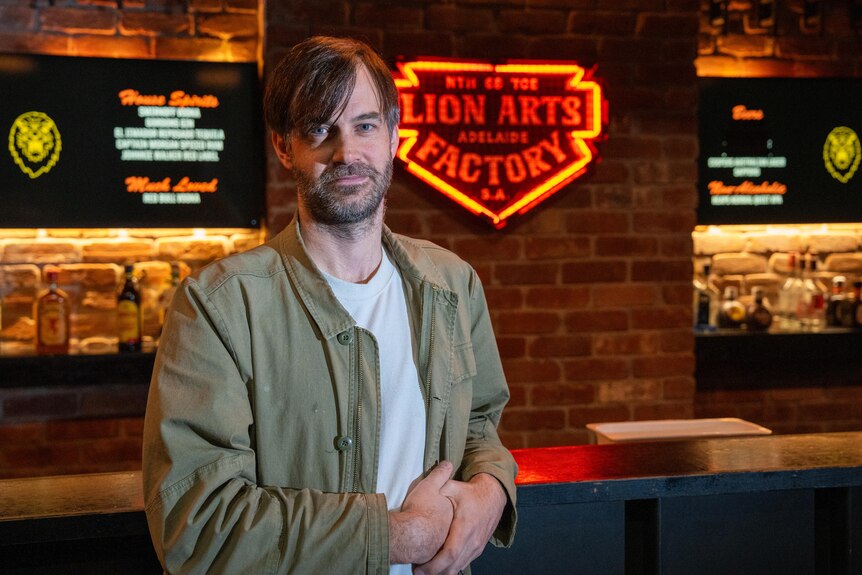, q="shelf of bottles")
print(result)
[1,261,180,358]
[692,224,862,336]
[694,254,862,334]
[0,226,265,358]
